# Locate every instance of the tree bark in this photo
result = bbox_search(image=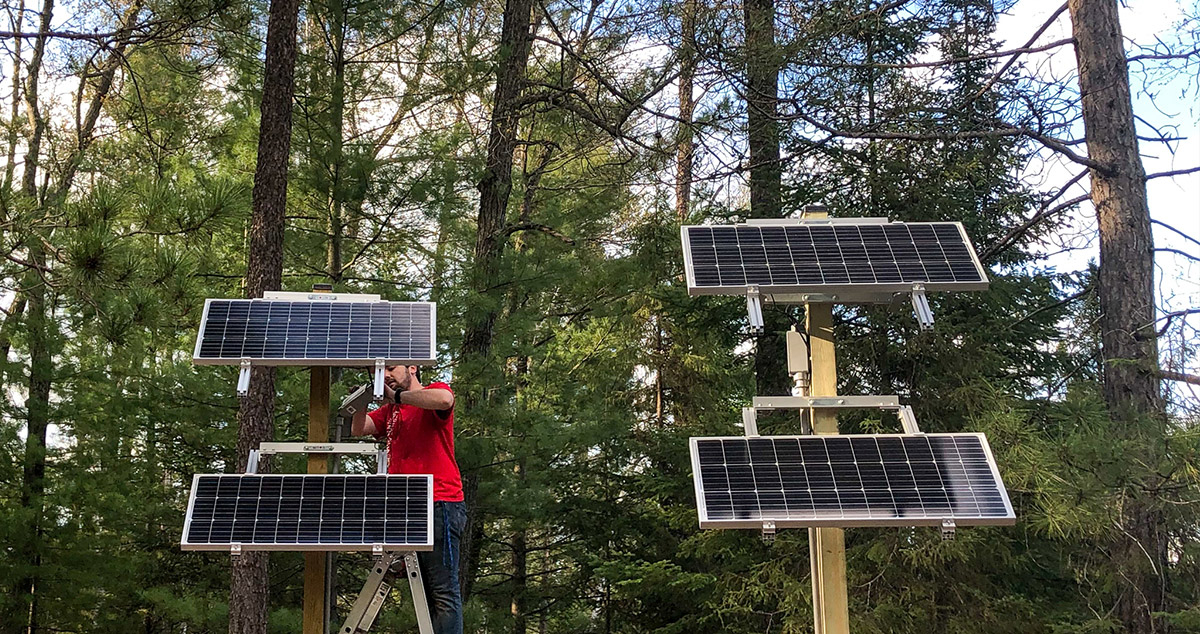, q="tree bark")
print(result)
[458,0,536,603]
[229,0,300,629]
[510,459,528,634]
[1067,0,1167,631]
[675,0,696,223]
[1,0,23,203]
[5,1,53,630]
[742,0,789,396]
[324,0,346,284]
